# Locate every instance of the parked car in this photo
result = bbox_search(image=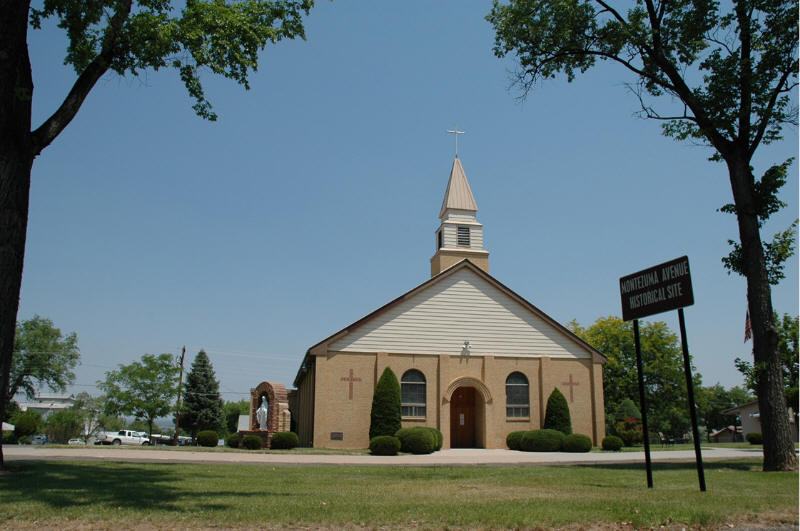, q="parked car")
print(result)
[68,438,86,445]
[95,430,150,446]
